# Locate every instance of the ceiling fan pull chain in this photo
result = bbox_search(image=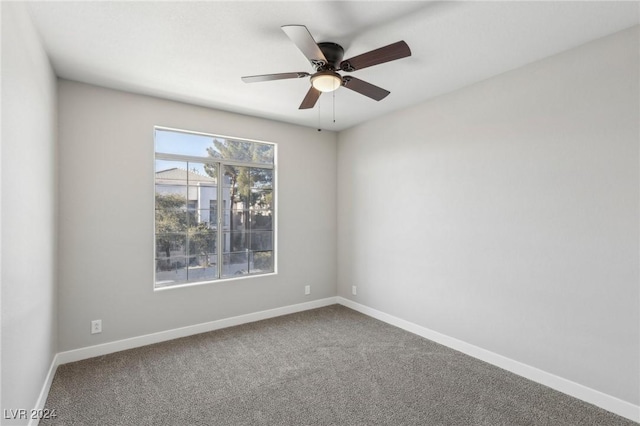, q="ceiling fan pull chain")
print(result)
[333,90,336,124]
